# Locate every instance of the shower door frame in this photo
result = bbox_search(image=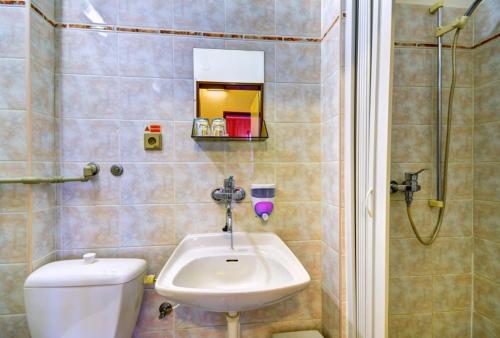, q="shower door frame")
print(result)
[346,0,393,337]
